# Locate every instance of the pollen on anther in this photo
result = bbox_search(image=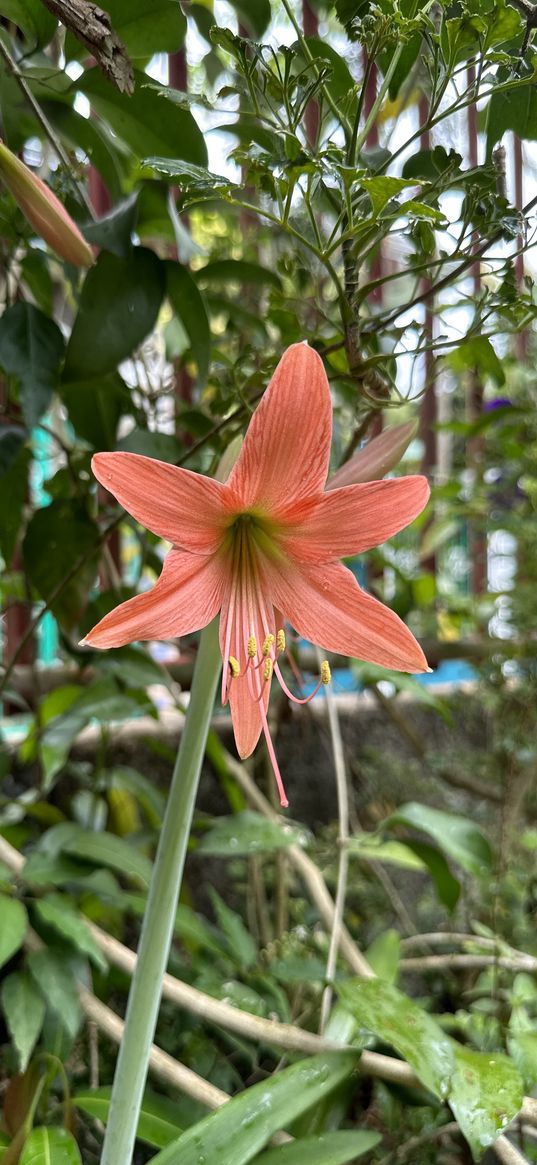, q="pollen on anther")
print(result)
[321,660,331,685]
[276,629,286,654]
[262,634,275,657]
[263,658,273,682]
[228,656,240,678]
[247,635,257,659]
